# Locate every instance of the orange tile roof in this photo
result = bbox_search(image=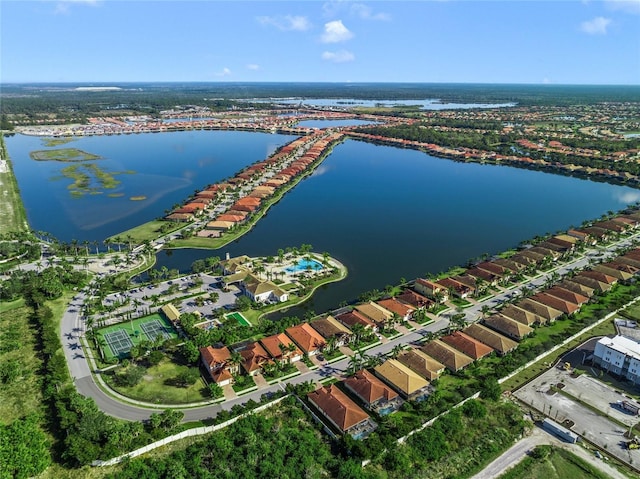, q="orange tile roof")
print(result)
[285,323,326,353]
[307,384,370,432]
[344,369,399,405]
[441,331,494,359]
